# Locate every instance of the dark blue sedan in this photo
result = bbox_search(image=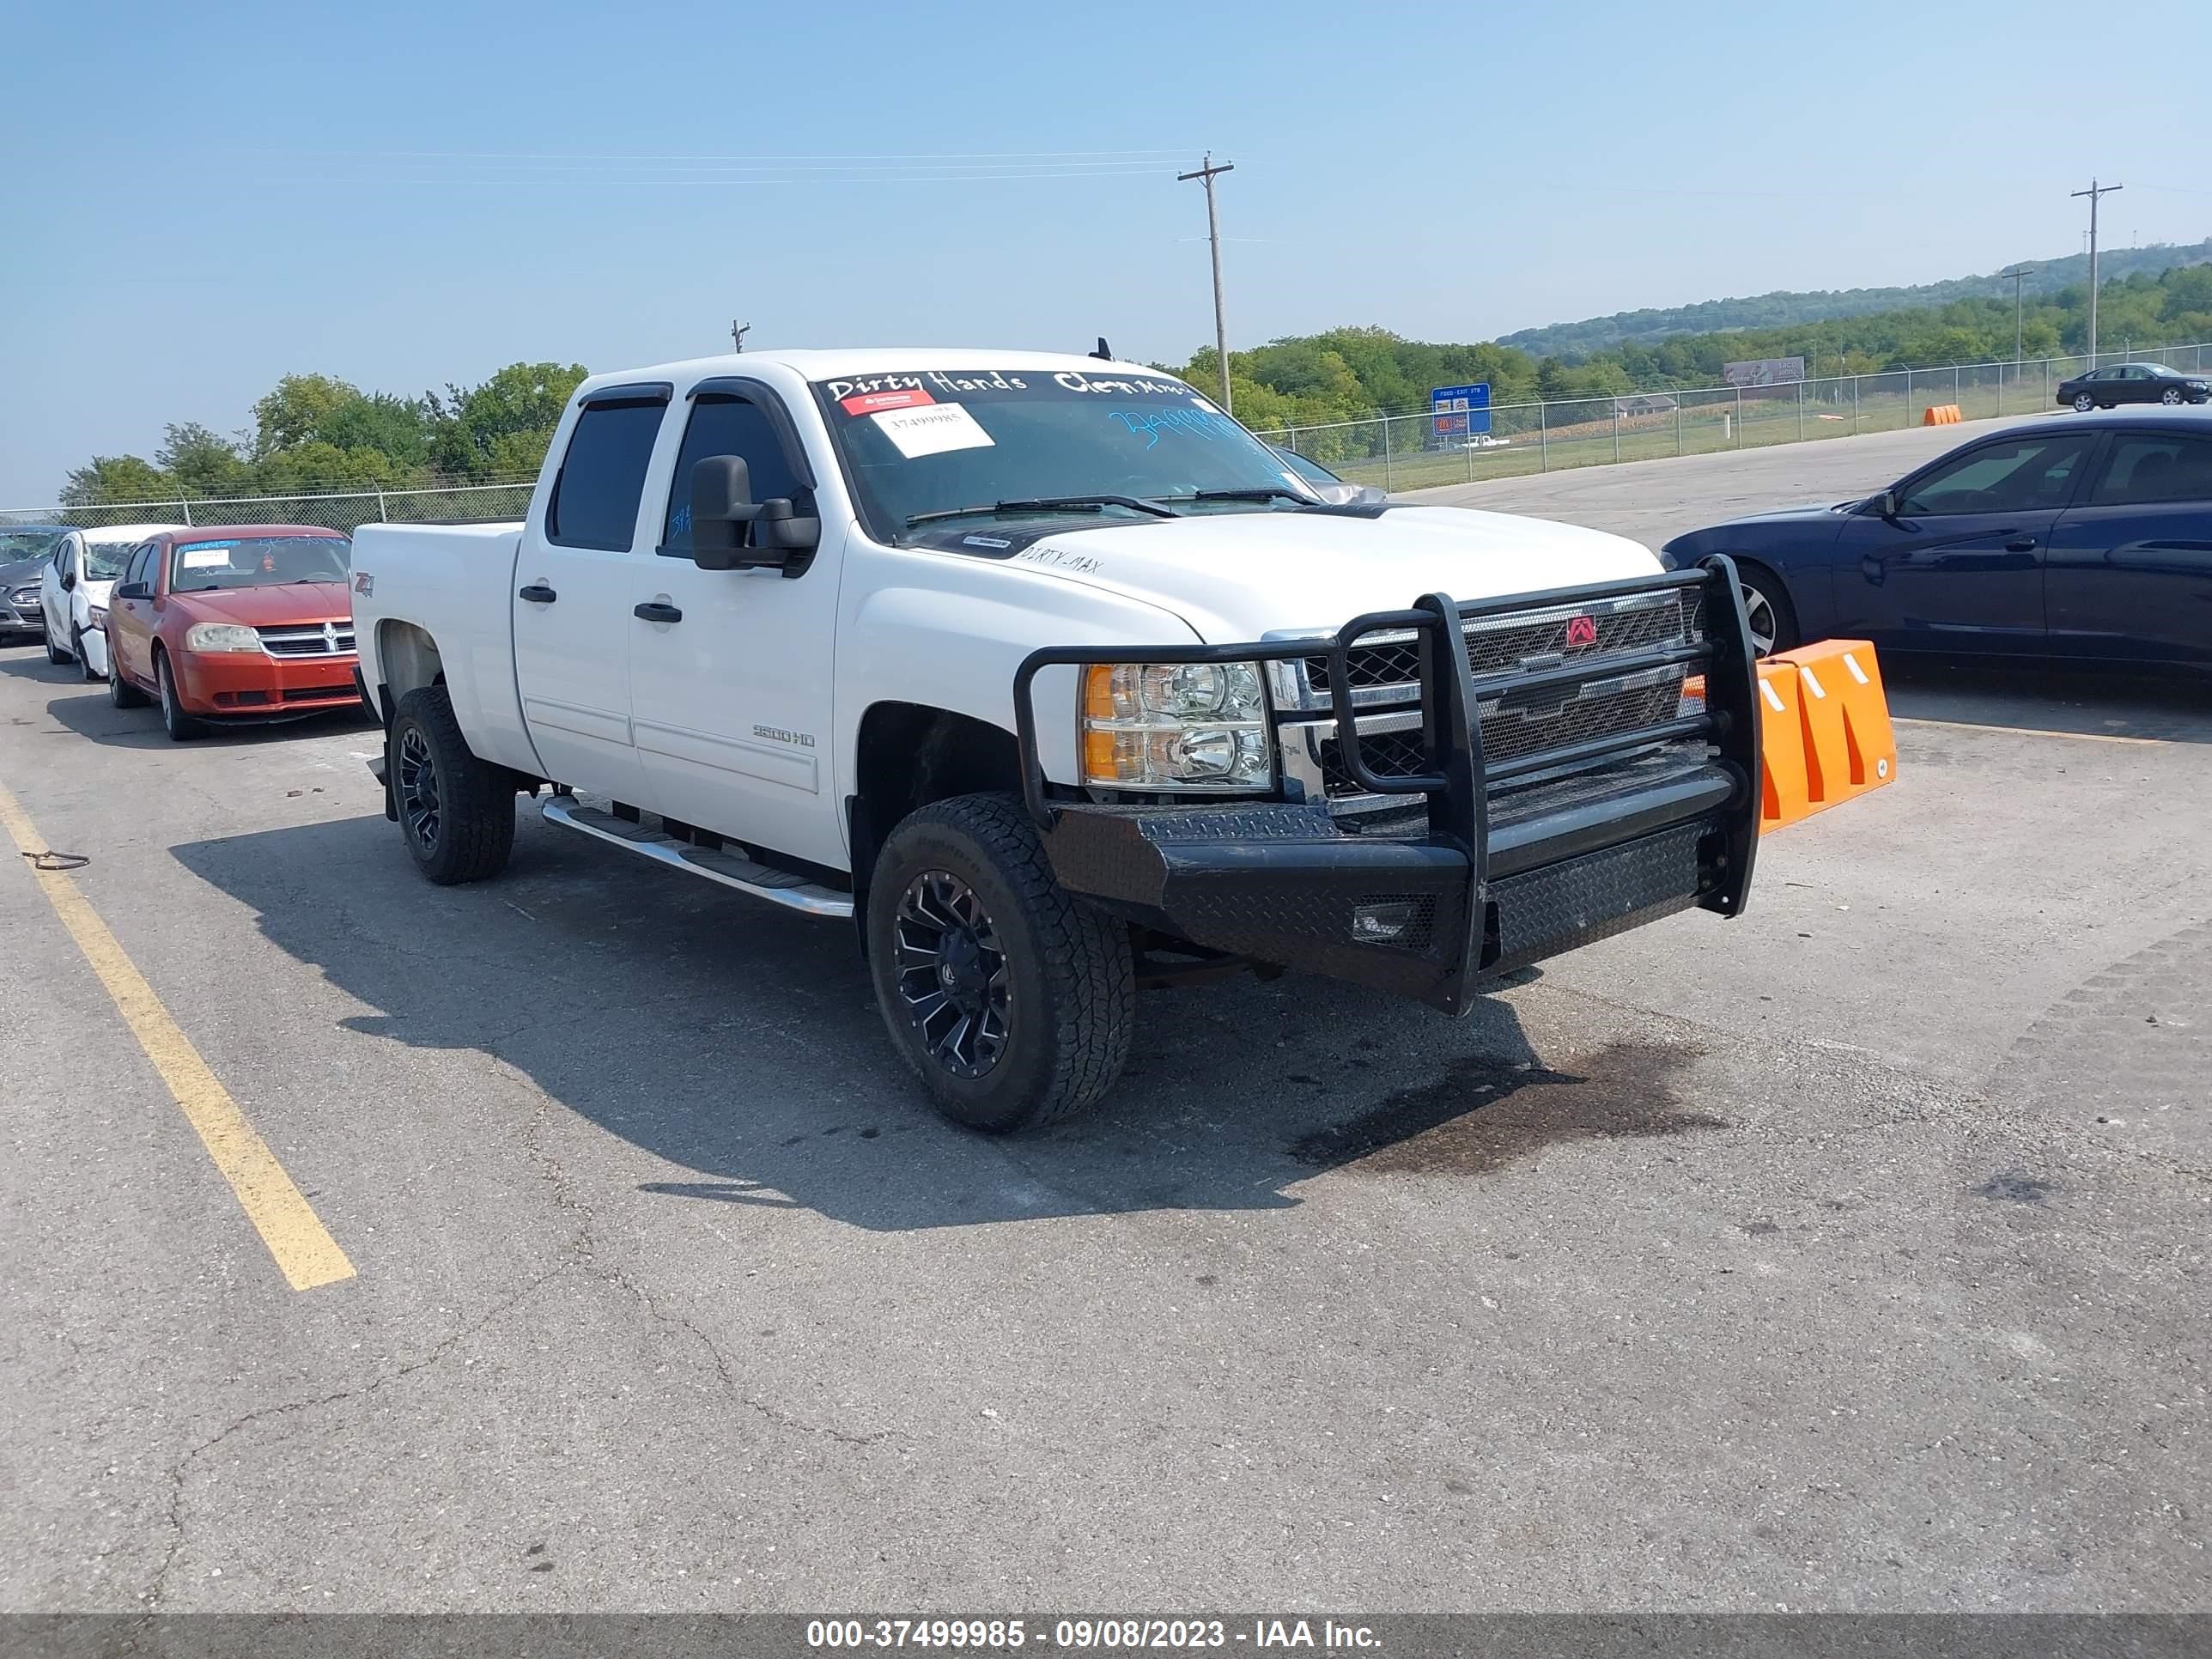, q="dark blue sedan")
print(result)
[1660,409,2212,667]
